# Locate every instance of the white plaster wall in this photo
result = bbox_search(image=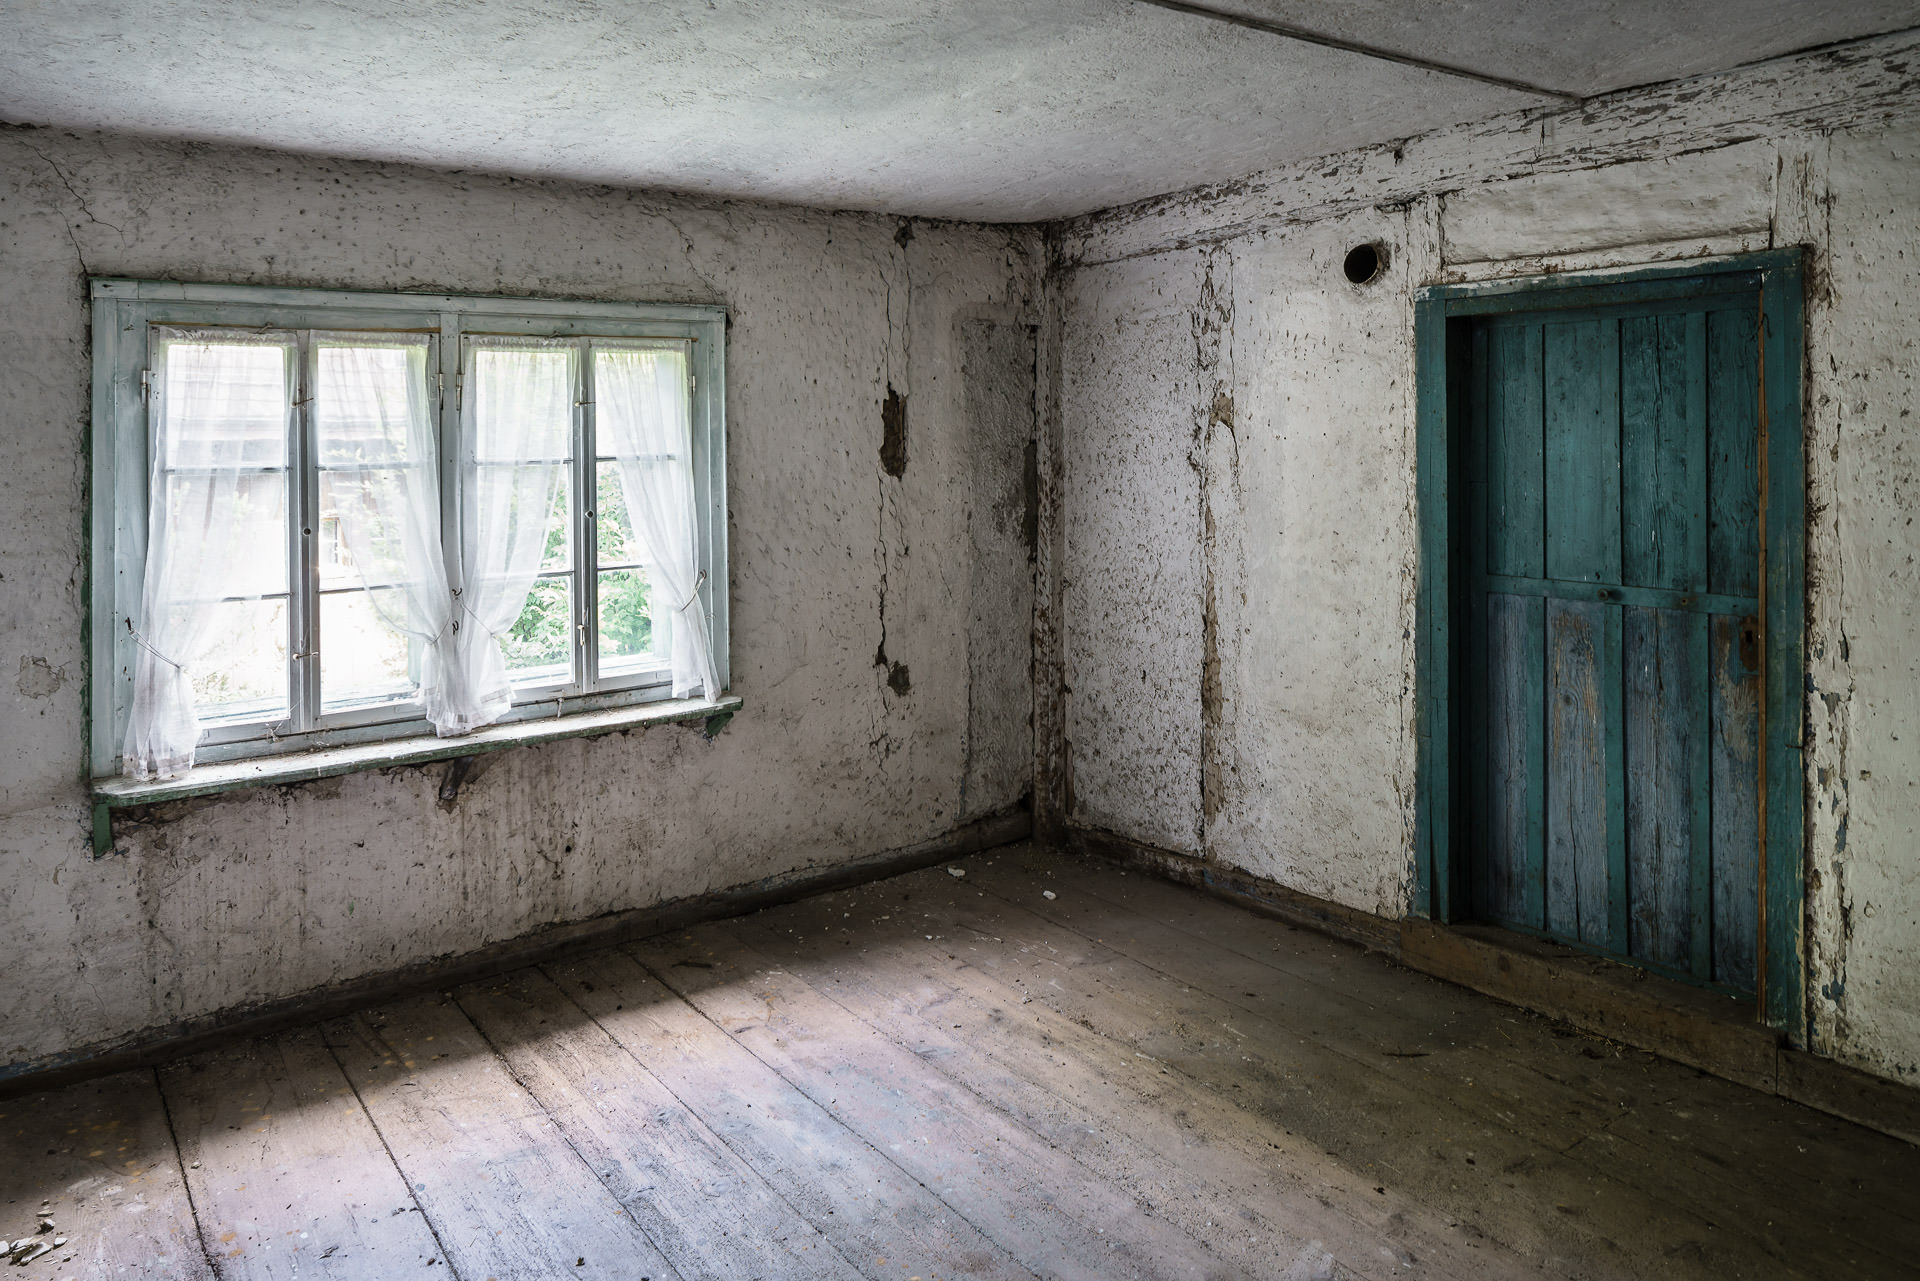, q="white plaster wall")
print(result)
[961,318,1040,821]
[1804,128,1920,1080]
[1201,207,1421,915]
[0,129,1040,1073]
[1058,251,1207,855]
[1047,36,1920,1085]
